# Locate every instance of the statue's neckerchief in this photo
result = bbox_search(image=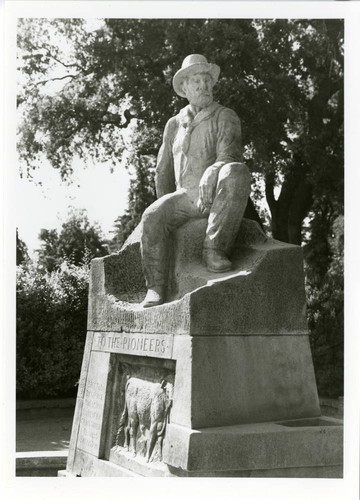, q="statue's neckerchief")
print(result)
[179,102,222,154]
